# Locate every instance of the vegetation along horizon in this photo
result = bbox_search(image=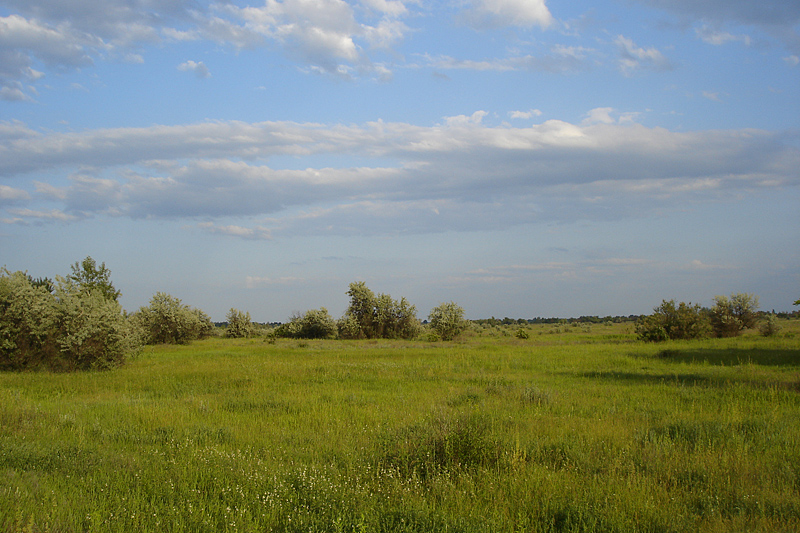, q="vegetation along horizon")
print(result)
[1,258,799,531]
